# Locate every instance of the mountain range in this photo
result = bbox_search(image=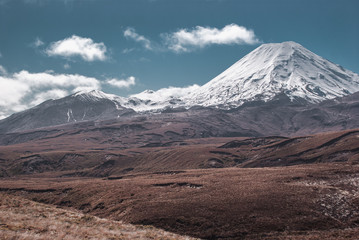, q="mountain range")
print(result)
[1,41,359,135]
